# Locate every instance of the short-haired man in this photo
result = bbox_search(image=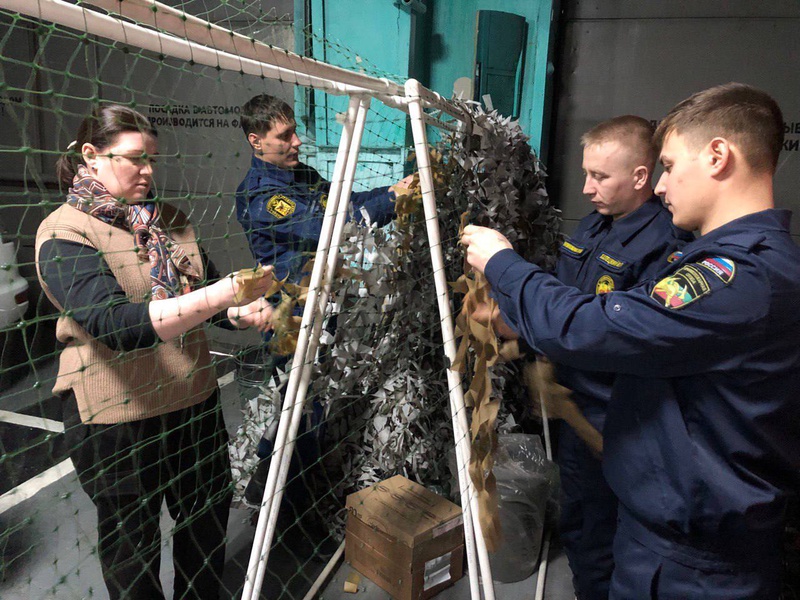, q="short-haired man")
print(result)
[235,94,411,508]
[554,115,692,600]
[462,83,800,598]
[236,94,411,284]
